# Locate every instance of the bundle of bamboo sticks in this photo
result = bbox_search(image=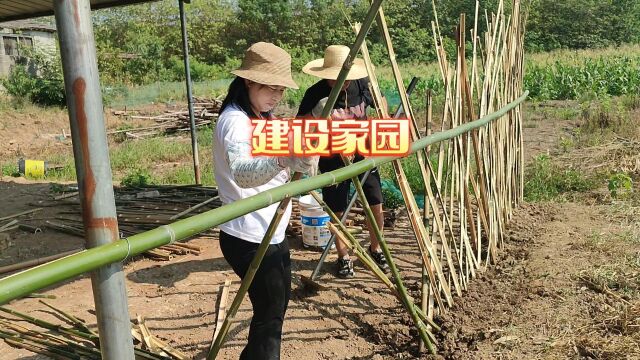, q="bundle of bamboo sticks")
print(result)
[0,304,187,359]
[110,97,221,139]
[21,185,219,262]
